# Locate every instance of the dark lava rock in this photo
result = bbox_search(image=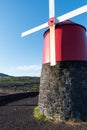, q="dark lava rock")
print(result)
[39,61,87,121]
